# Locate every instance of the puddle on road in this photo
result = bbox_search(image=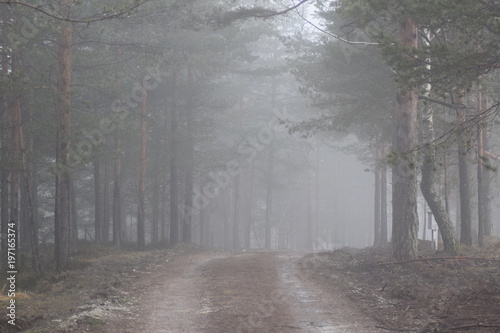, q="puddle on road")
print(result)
[284,322,353,332]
